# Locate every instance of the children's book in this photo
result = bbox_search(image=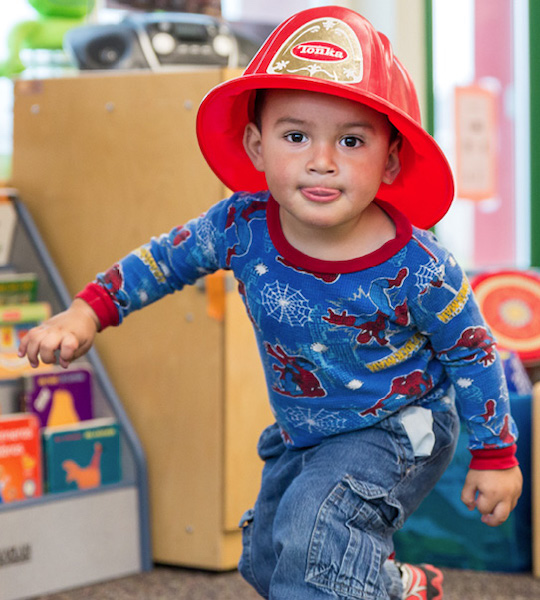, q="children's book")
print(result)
[42,418,121,494]
[0,200,17,266]
[0,413,43,503]
[0,354,53,380]
[0,302,51,330]
[0,301,53,379]
[23,366,94,428]
[0,272,38,304]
